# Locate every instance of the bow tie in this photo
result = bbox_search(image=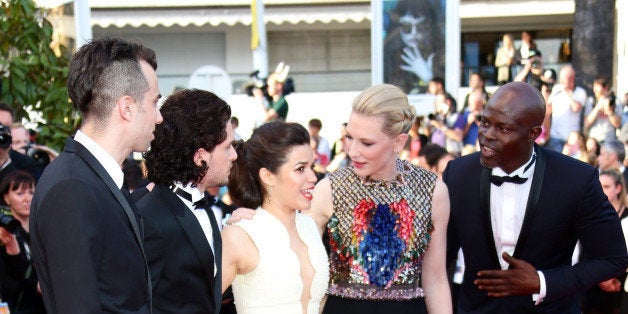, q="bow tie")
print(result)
[193,195,216,210]
[172,186,215,209]
[490,175,528,186]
